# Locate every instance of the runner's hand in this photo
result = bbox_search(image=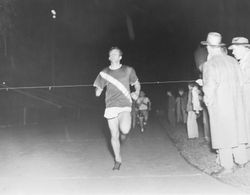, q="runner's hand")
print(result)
[131,92,139,100]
